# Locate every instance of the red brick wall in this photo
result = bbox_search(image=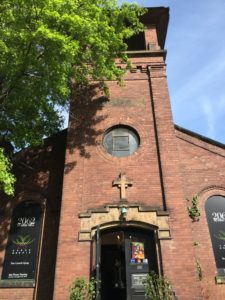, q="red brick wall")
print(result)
[144,25,160,50]
[2,15,225,300]
[148,66,201,299]
[176,128,225,299]
[0,288,34,300]
[53,59,166,299]
[53,50,202,299]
